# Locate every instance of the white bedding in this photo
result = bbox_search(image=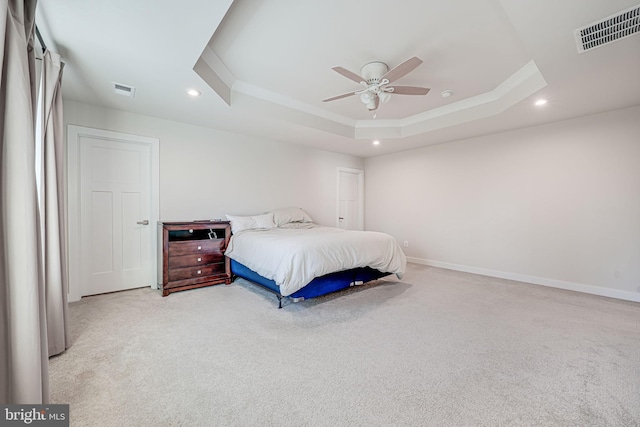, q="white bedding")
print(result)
[225,224,407,296]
